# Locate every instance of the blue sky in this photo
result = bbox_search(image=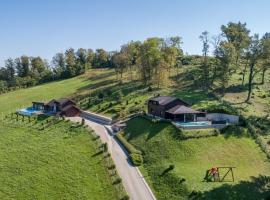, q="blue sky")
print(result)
[0,0,269,66]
